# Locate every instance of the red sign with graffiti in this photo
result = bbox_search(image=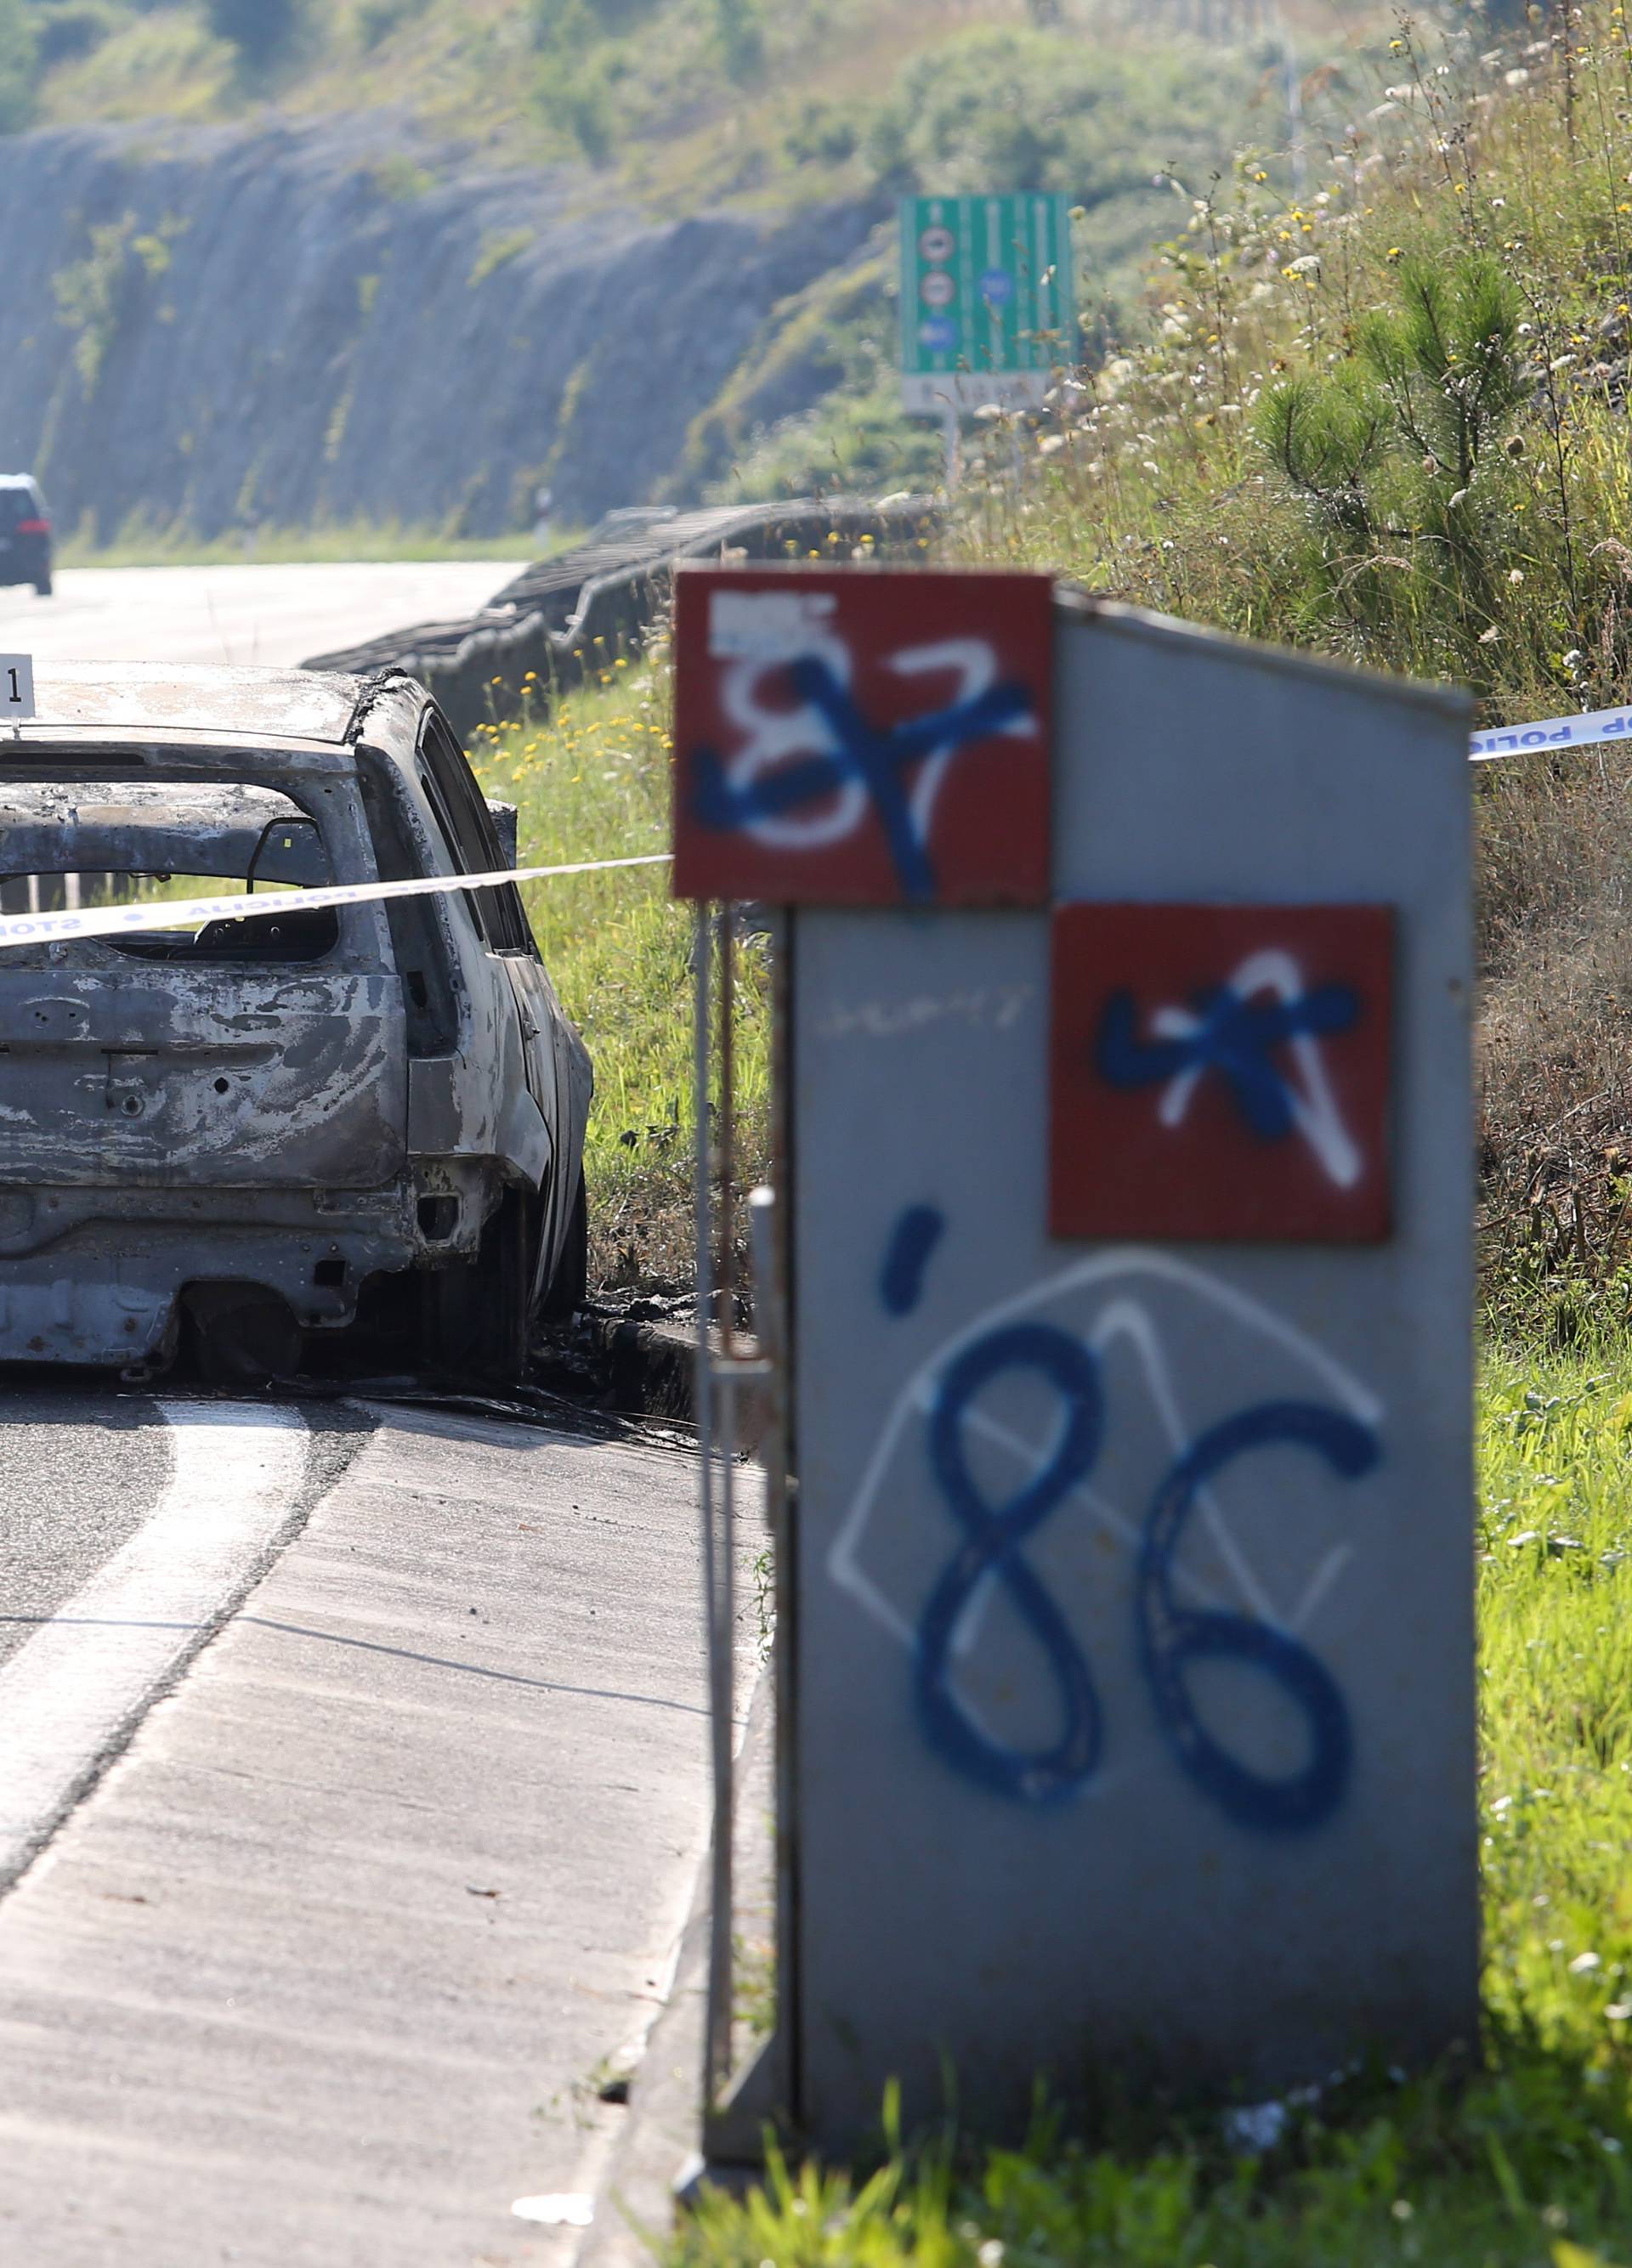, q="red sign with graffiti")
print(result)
[1049,902,1395,1243]
[671,566,1053,906]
